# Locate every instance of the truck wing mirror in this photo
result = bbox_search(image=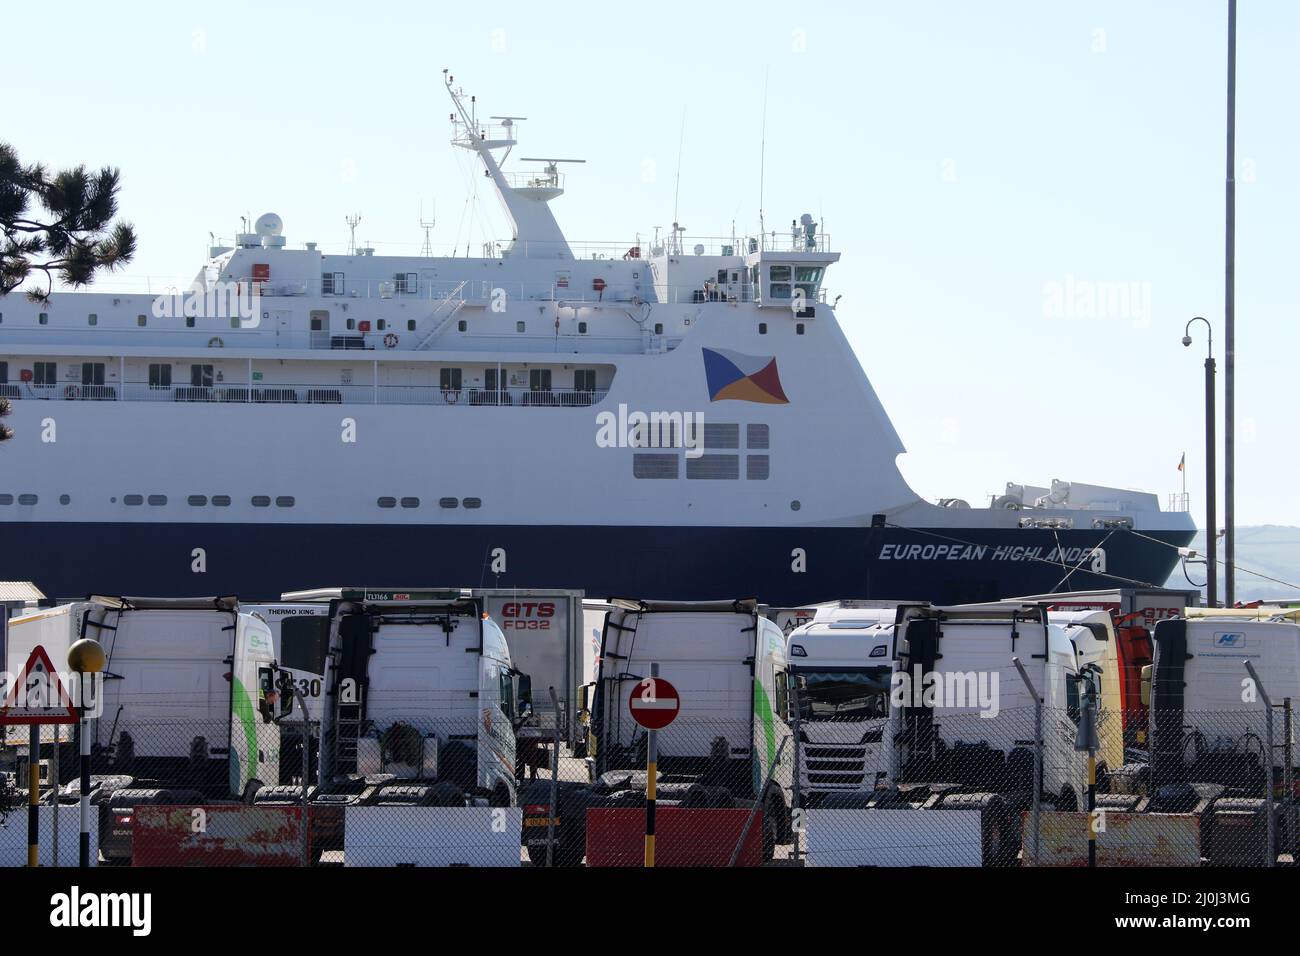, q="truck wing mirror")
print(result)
[274,669,297,721]
[1139,664,1152,707]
